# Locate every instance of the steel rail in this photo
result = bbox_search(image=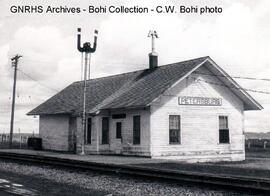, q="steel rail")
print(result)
[0,152,269,192]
